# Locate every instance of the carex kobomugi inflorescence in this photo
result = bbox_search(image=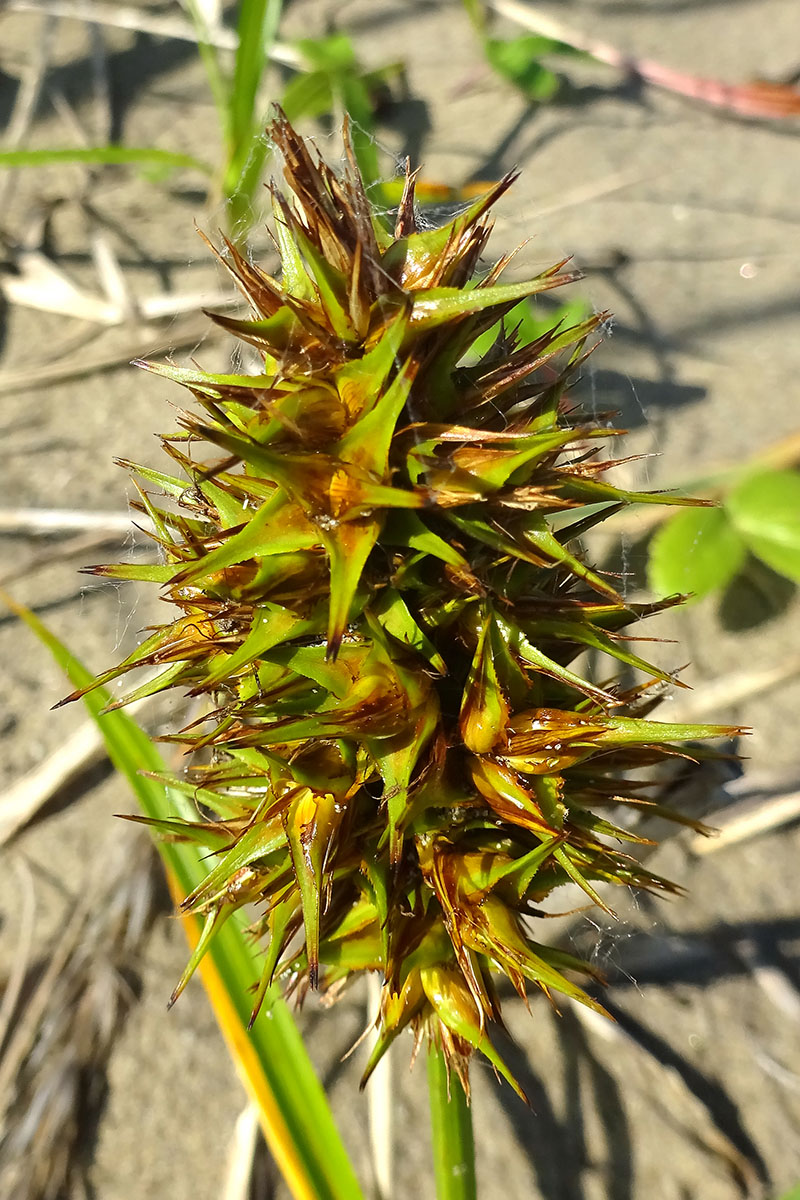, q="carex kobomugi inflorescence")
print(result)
[65,112,740,1099]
